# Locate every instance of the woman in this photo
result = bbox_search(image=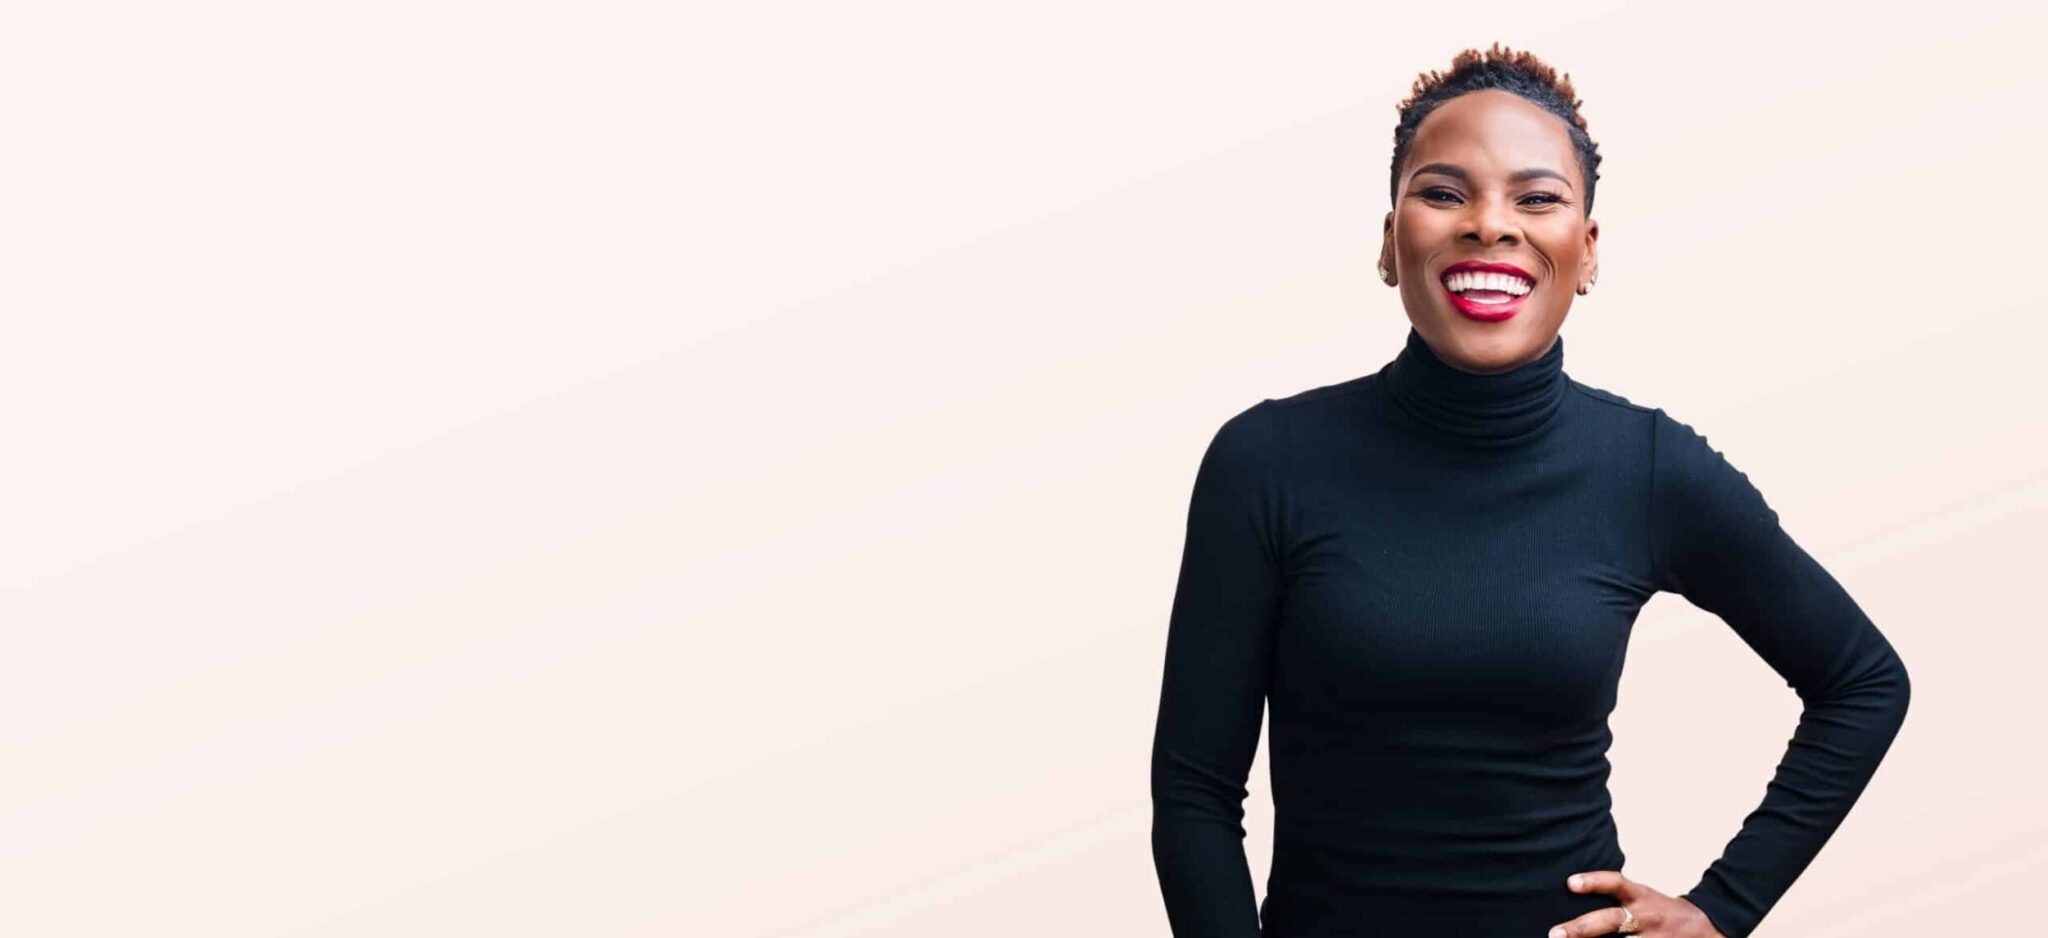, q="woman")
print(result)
[1148,44,1910,938]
